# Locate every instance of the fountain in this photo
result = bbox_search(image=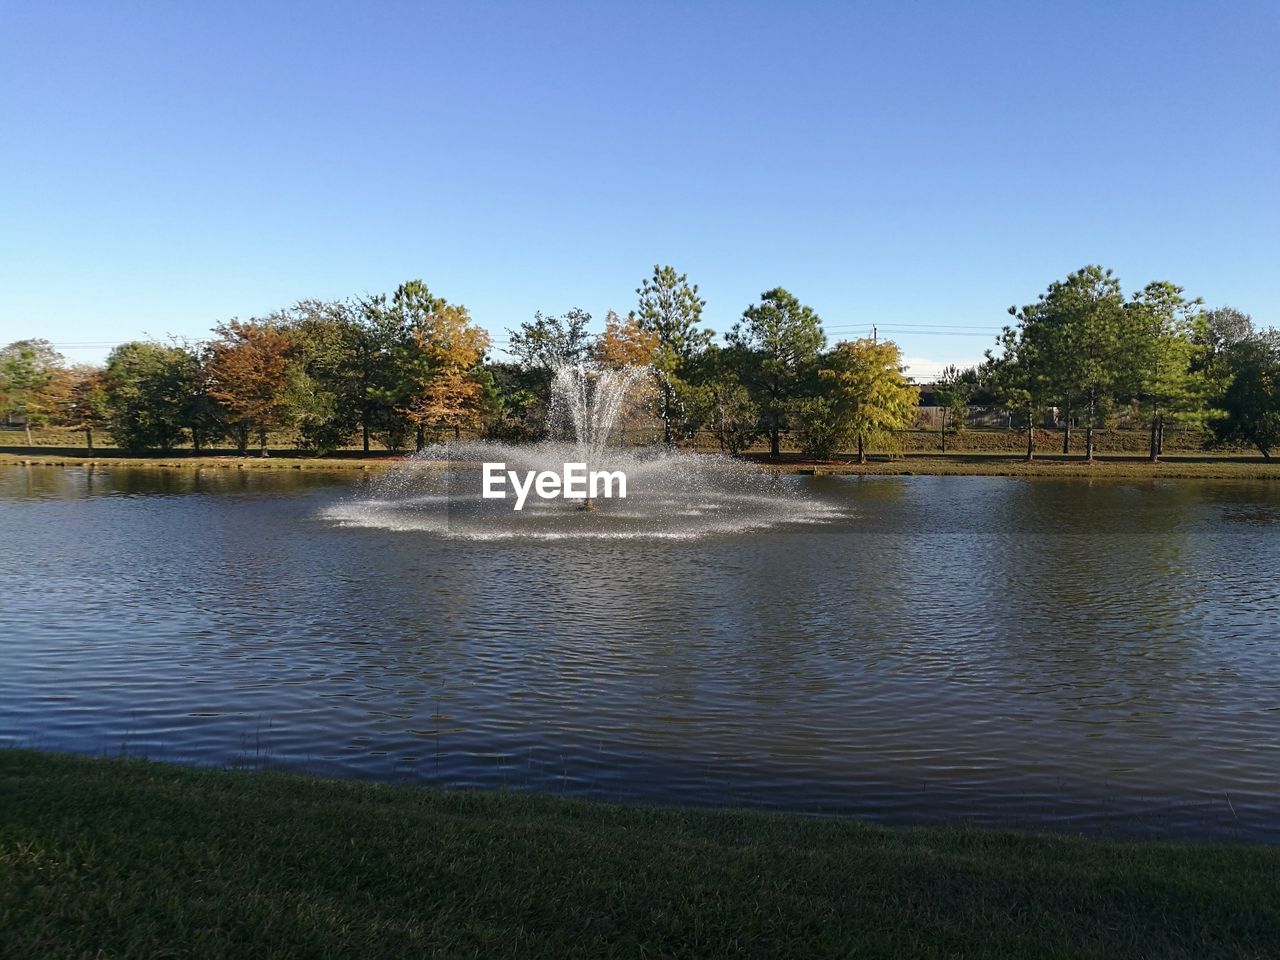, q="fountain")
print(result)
[323,362,843,539]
